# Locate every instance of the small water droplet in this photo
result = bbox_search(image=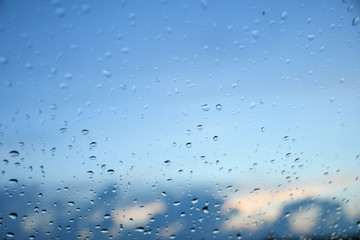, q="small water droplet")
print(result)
[102,69,111,78]
[261,127,265,132]
[253,188,260,193]
[280,11,288,20]
[340,77,345,83]
[100,229,109,233]
[82,129,89,135]
[68,201,75,206]
[202,206,209,214]
[9,213,17,219]
[284,136,289,141]
[107,169,114,175]
[284,212,290,217]
[89,156,96,161]
[196,125,203,130]
[161,191,167,196]
[89,142,97,148]
[29,235,35,240]
[307,34,315,41]
[186,142,192,148]
[251,30,260,39]
[201,104,210,111]
[352,17,359,26]
[357,221,360,228]
[9,150,19,157]
[200,0,208,9]
[173,201,181,206]
[213,136,218,141]
[59,128,67,133]
[163,160,171,166]
[216,104,222,110]
[104,214,111,219]
[212,229,219,234]
[87,171,94,176]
